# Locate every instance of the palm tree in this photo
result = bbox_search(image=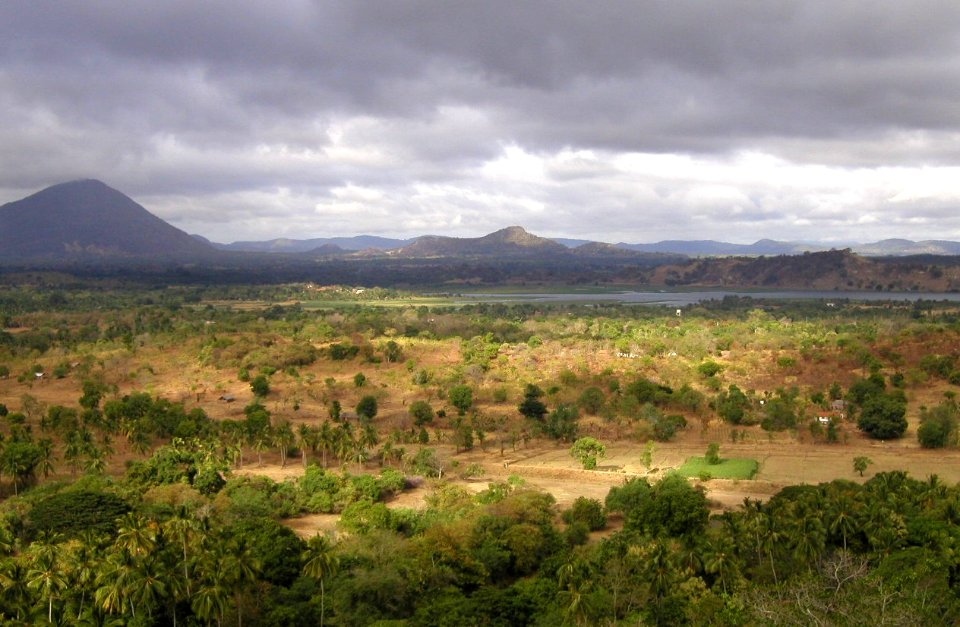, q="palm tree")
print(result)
[356,423,378,472]
[827,491,862,551]
[302,534,340,627]
[702,534,742,594]
[94,549,138,617]
[274,421,295,468]
[162,508,202,596]
[556,558,597,626]
[253,432,269,467]
[127,556,167,621]
[0,558,33,622]
[191,575,228,627]
[37,438,56,478]
[788,506,826,568]
[318,421,334,467]
[27,542,67,623]
[335,423,355,470]
[115,513,158,558]
[64,534,101,622]
[297,423,315,468]
[221,537,259,627]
